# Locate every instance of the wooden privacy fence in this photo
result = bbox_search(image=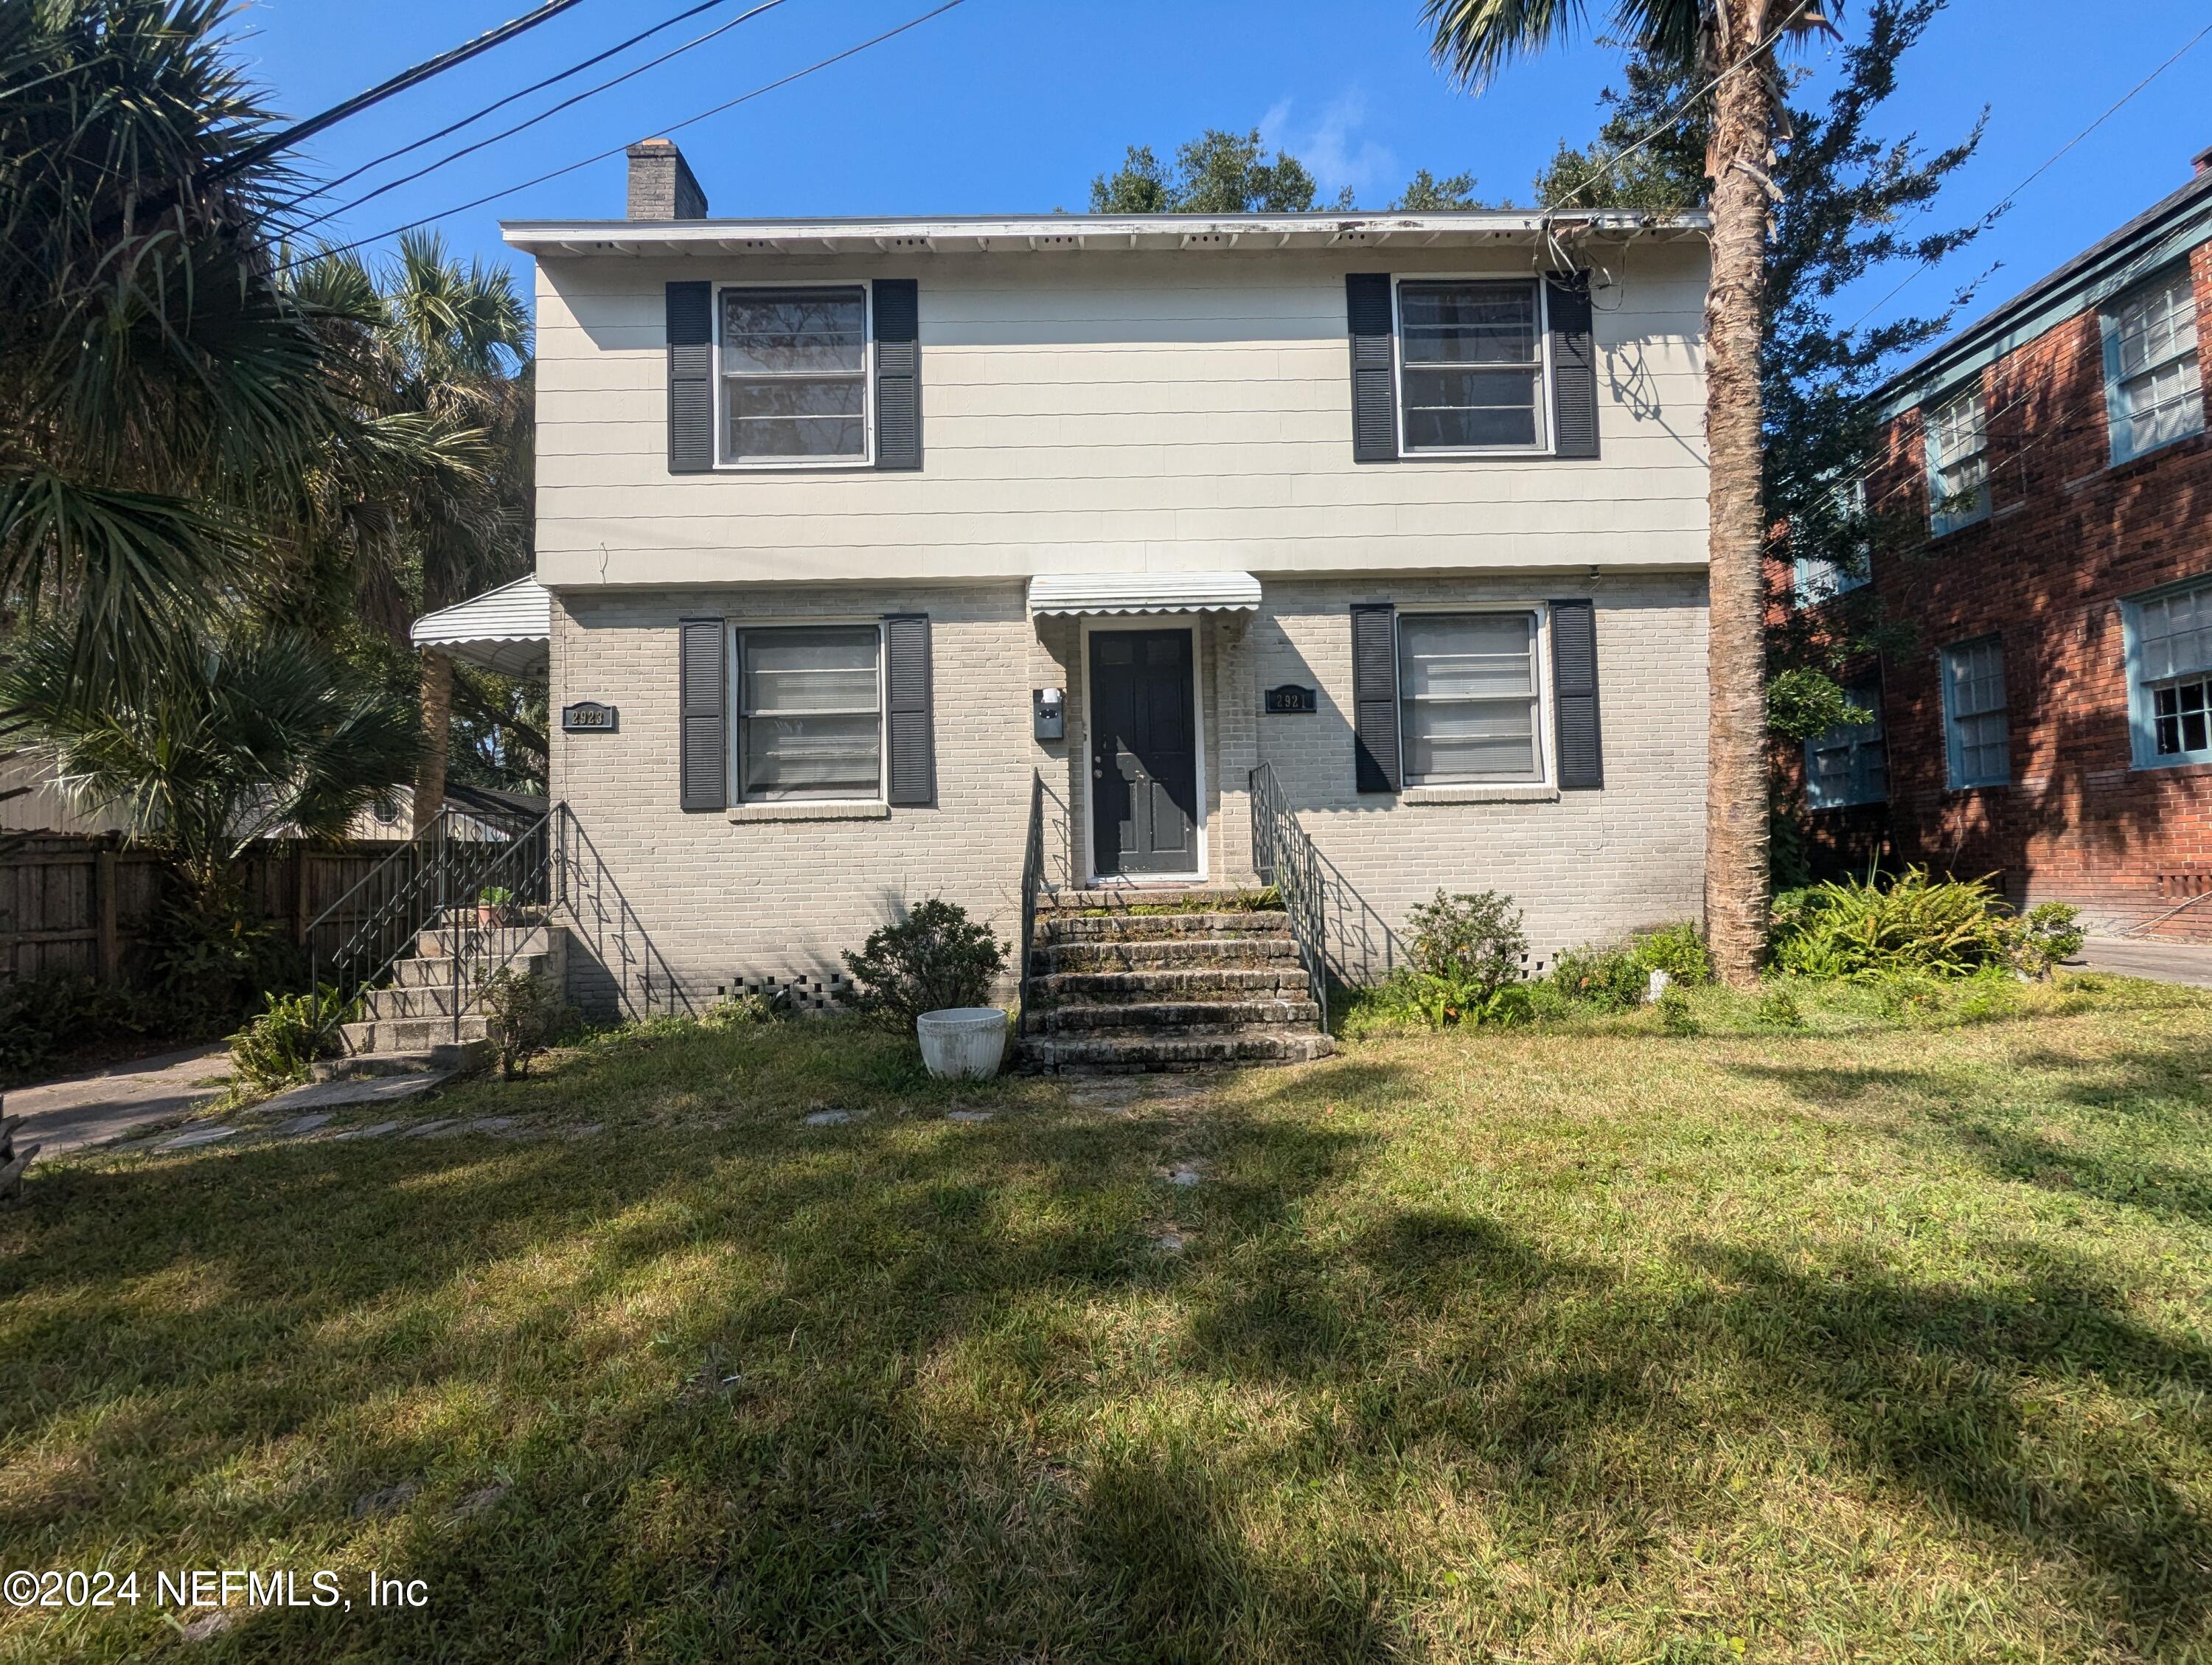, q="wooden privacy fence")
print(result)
[0,834,404,985]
